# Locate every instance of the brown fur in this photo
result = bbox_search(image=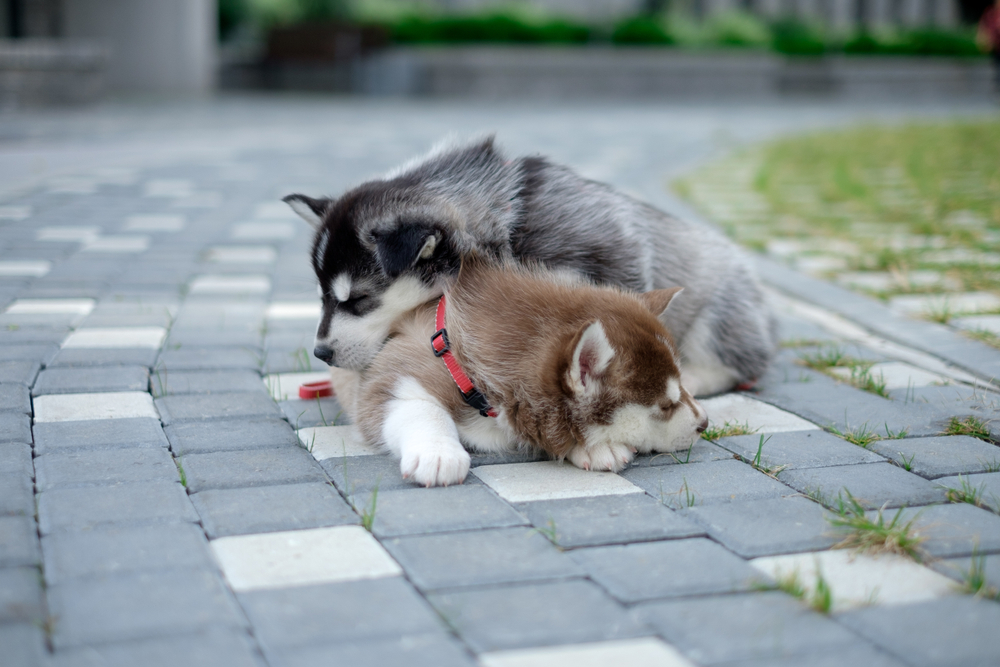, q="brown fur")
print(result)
[357,256,694,461]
